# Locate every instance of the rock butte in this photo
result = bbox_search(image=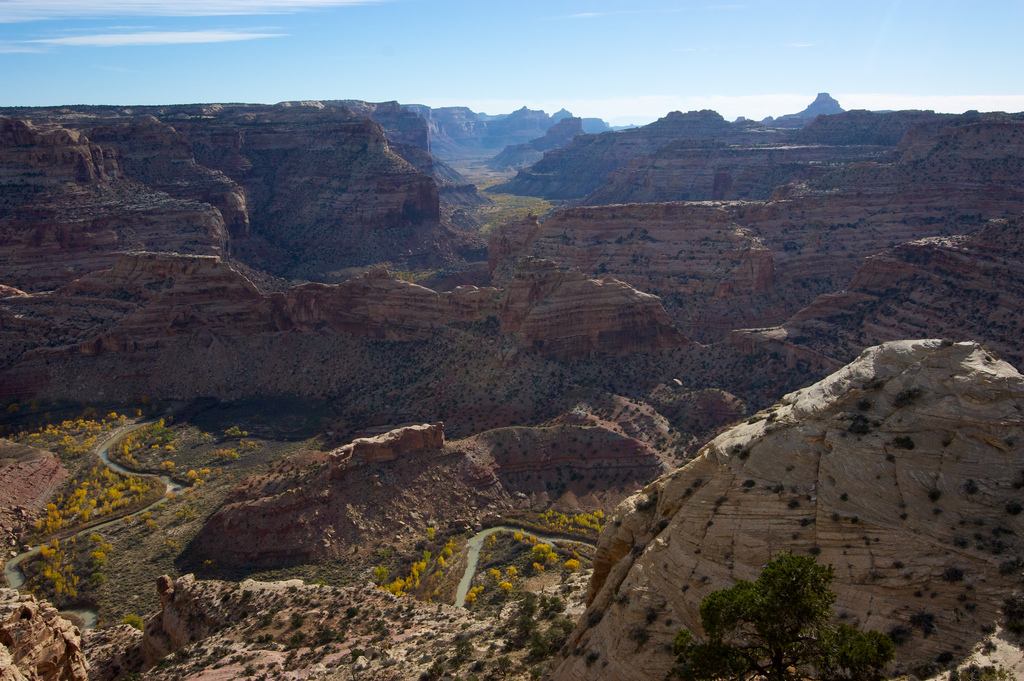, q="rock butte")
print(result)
[550,340,1024,680]
[193,417,670,568]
